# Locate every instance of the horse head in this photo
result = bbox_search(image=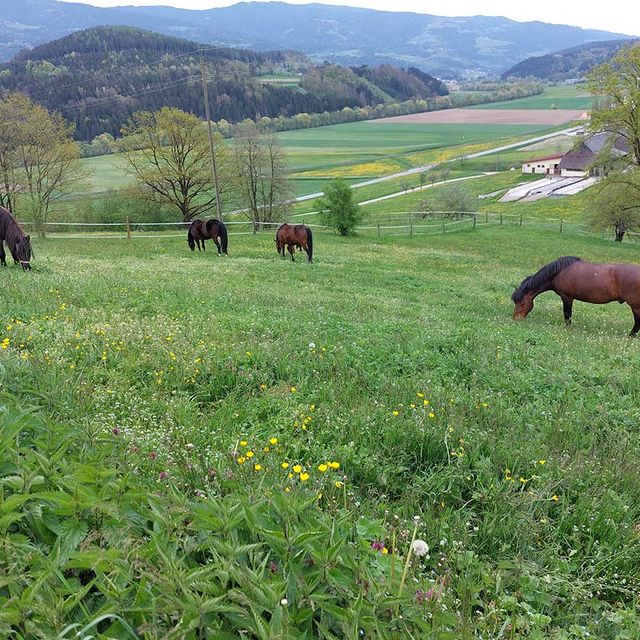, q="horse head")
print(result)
[15,235,32,271]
